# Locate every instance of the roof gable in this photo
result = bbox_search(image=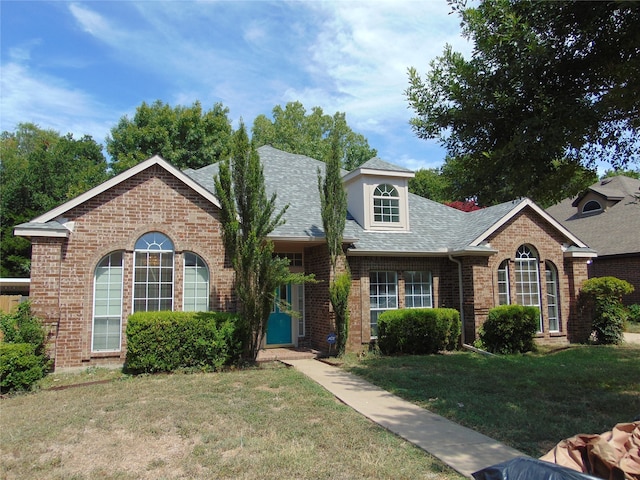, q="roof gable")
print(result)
[468,198,589,248]
[31,155,221,224]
